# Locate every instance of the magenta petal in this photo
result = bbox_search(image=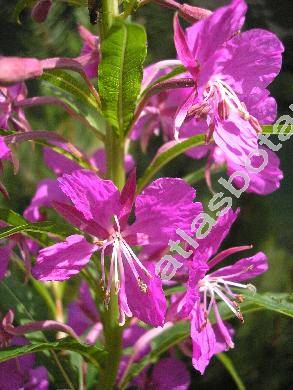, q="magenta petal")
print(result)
[0,245,10,279]
[169,260,208,321]
[58,170,120,232]
[213,112,259,166]
[186,0,247,64]
[0,57,43,84]
[53,201,109,238]
[173,14,198,79]
[128,177,202,248]
[210,251,268,282]
[213,321,235,354]
[0,337,35,389]
[43,147,80,175]
[124,262,166,327]
[118,169,136,229]
[174,89,197,137]
[26,367,49,390]
[223,29,284,92]
[68,281,99,337]
[194,208,239,264]
[24,179,68,222]
[32,235,97,281]
[226,147,283,195]
[191,304,216,375]
[151,357,191,390]
[213,303,234,349]
[0,137,11,161]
